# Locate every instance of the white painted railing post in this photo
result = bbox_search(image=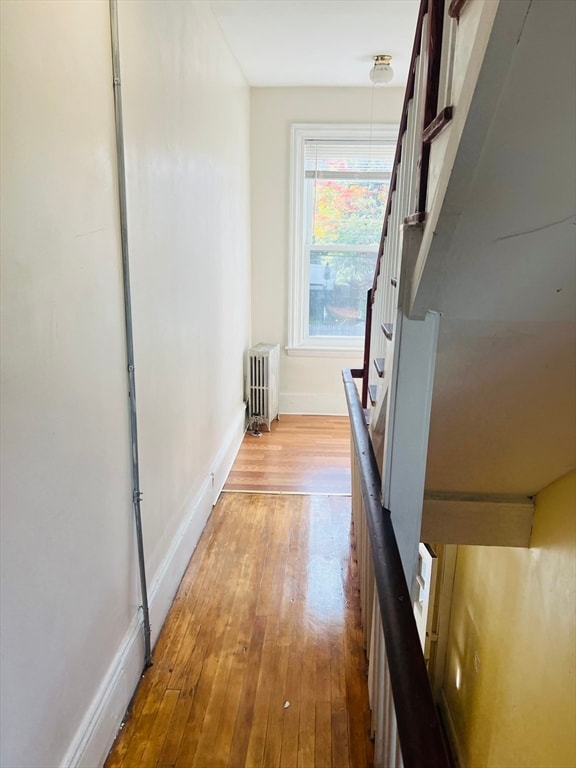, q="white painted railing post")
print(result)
[381,223,440,594]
